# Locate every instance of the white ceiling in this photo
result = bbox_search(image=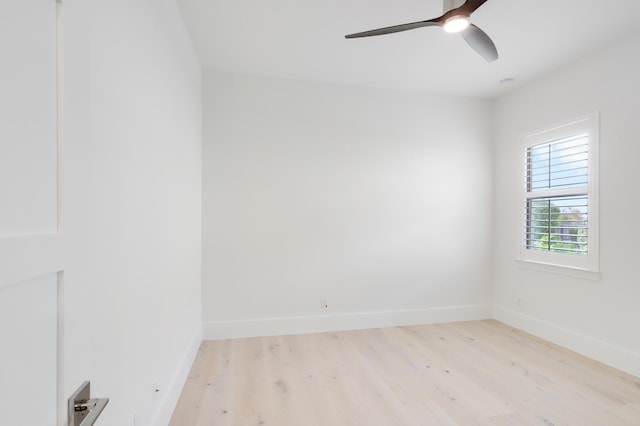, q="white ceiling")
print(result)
[177,0,640,98]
